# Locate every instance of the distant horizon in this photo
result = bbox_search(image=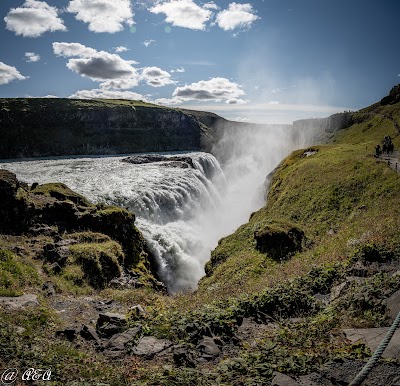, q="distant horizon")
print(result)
[1,0,399,124]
